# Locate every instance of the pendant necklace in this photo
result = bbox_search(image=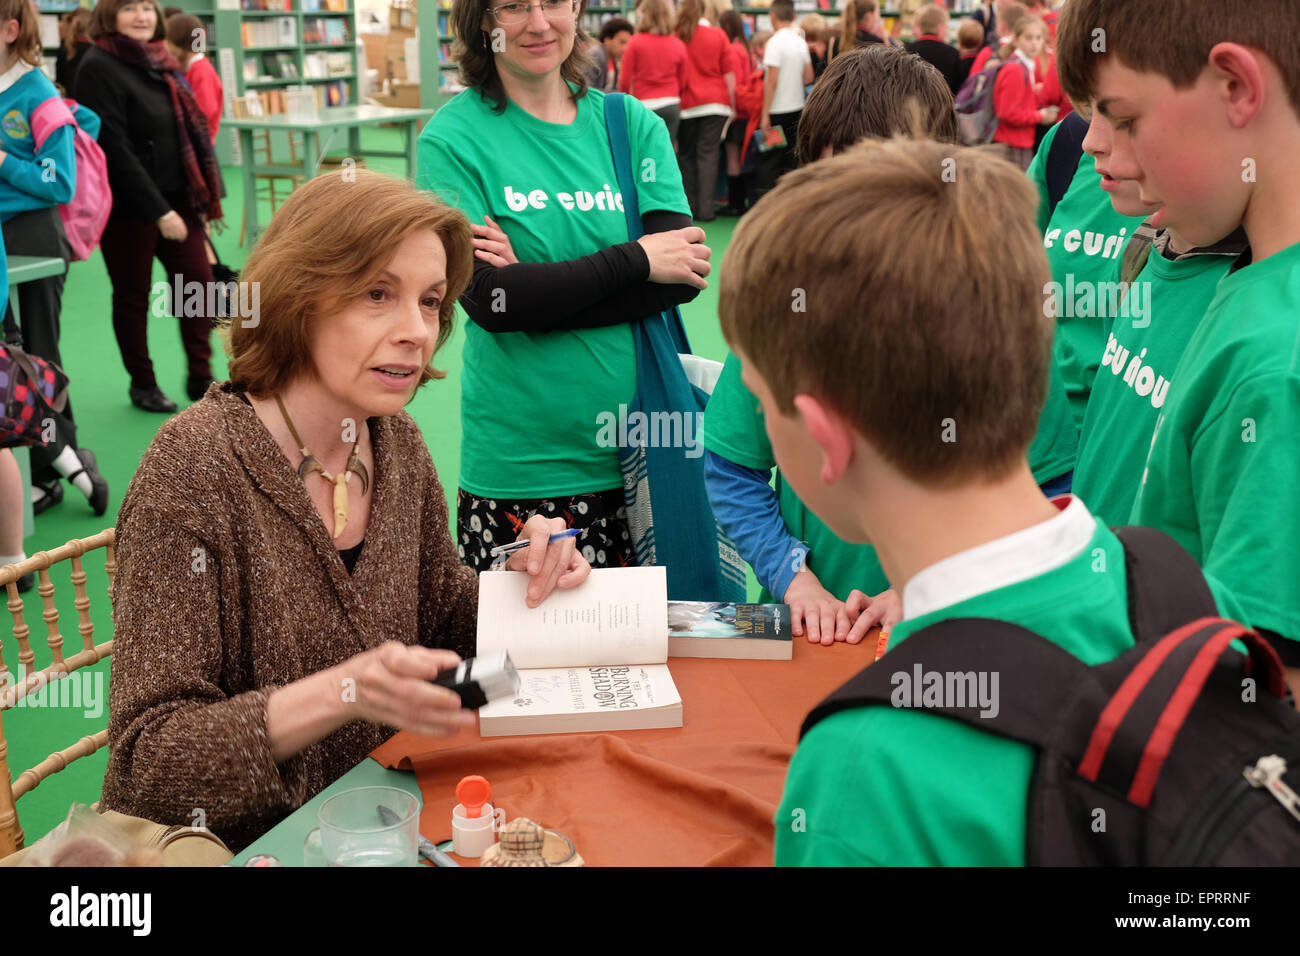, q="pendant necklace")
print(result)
[275,395,370,539]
